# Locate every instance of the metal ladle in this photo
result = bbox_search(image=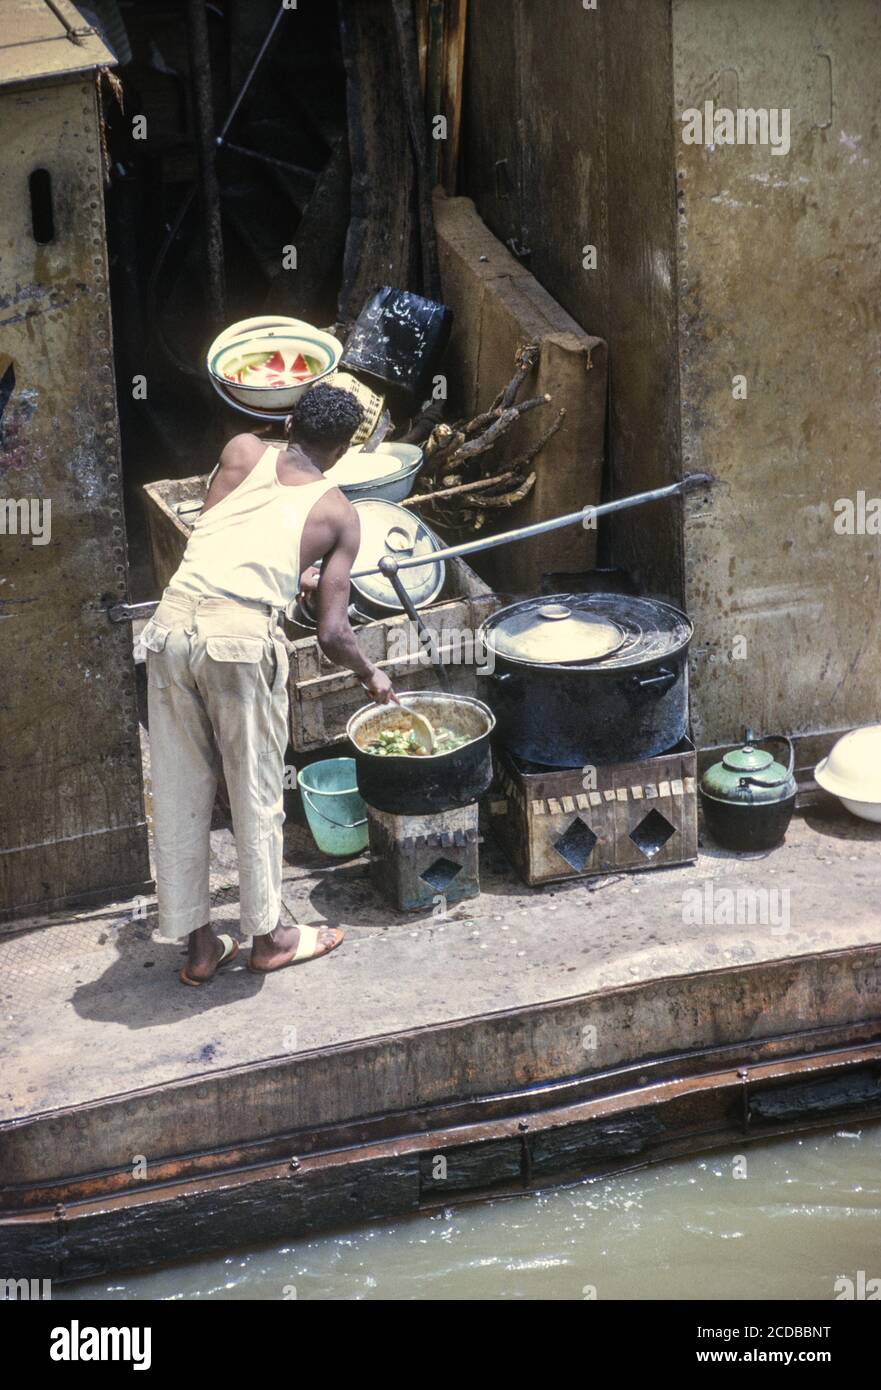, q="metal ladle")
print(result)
[353,474,715,581]
[370,477,715,695]
[379,553,451,695]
